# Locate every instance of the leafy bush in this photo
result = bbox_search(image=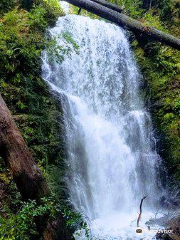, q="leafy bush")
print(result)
[0,197,61,240]
[29,5,48,30]
[142,10,165,31]
[152,0,174,21]
[0,0,18,15]
[36,0,64,24]
[0,8,43,80]
[0,2,78,240]
[114,0,143,18]
[174,97,180,115]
